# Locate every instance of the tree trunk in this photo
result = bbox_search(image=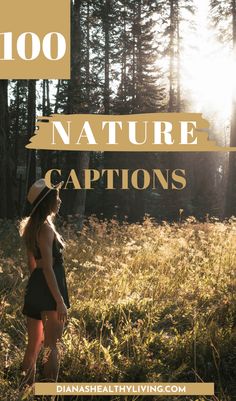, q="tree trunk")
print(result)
[0,80,9,217]
[13,81,20,176]
[23,80,36,216]
[46,80,50,114]
[61,151,90,221]
[104,0,110,114]
[176,3,181,112]
[54,80,61,114]
[54,80,61,167]
[61,0,90,226]
[168,0,175,112]
[40,80,49,175]
[43,80,51,174]
[86,0,90,105]
[0,80,17,218]
[131,3,137,113]
[122,0,127,108]
[136,0,142,112]
[226,0,236,216]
